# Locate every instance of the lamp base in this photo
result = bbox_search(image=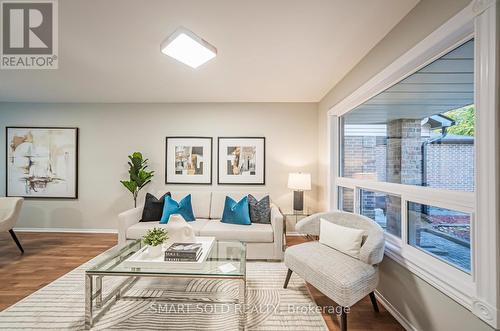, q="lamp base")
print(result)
[293,191,304,212]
